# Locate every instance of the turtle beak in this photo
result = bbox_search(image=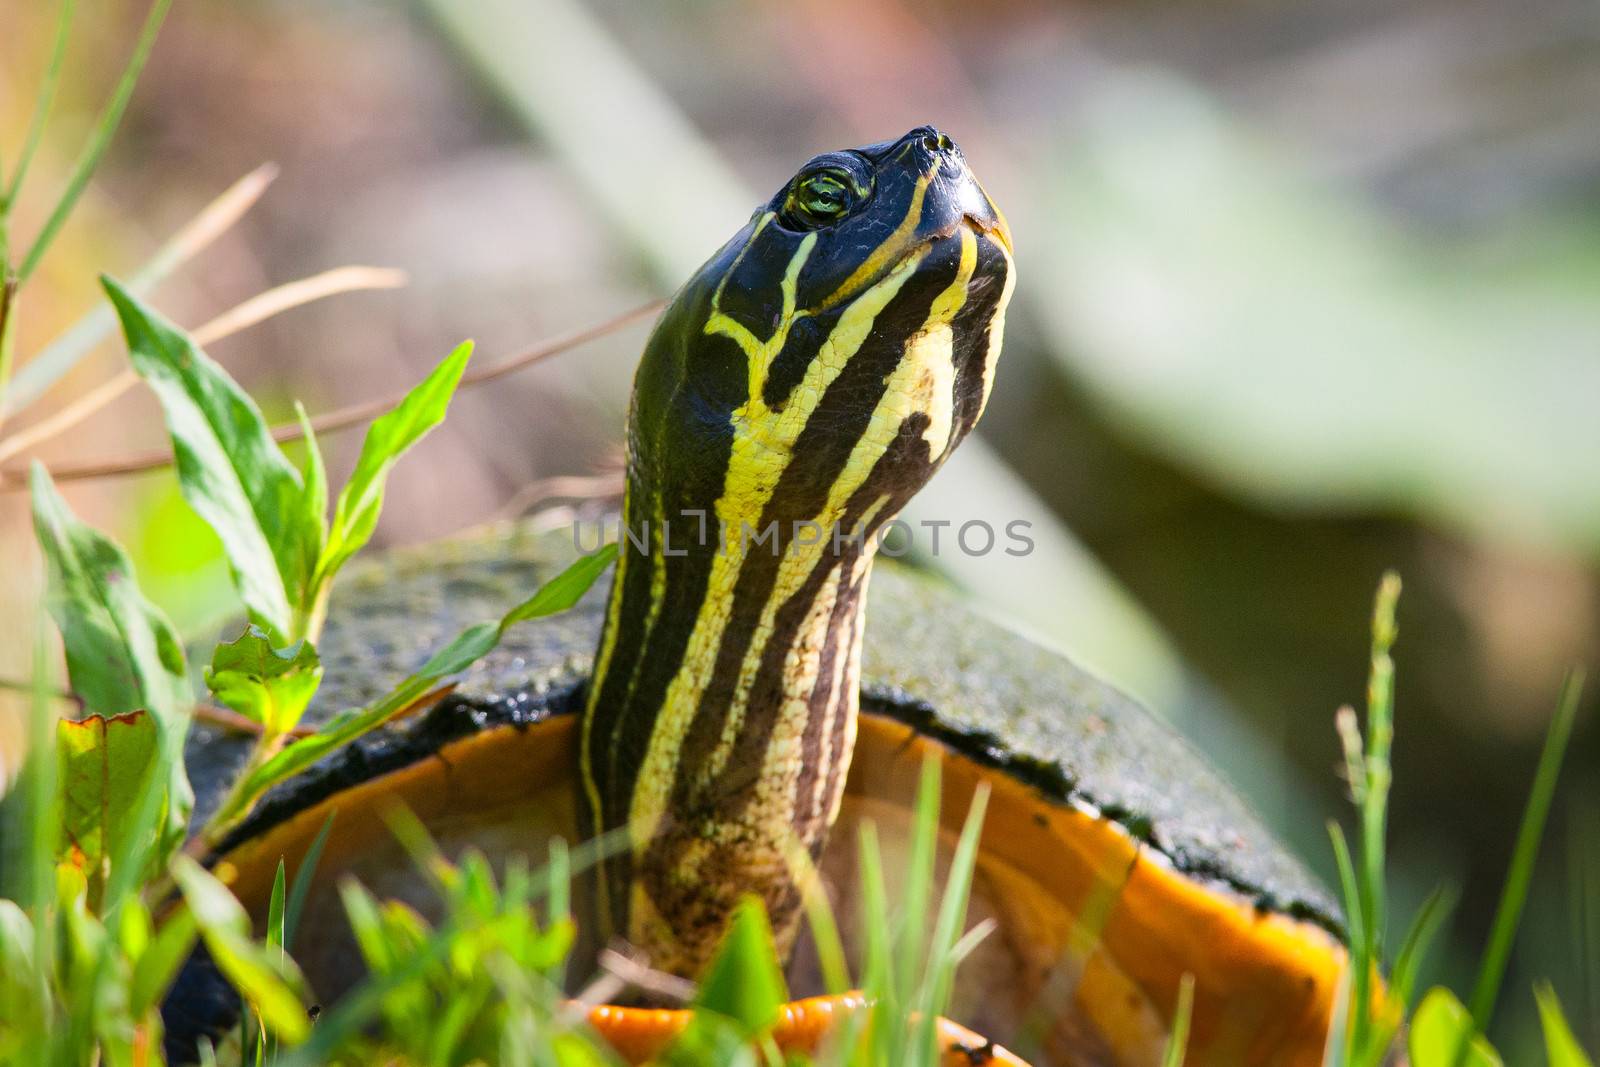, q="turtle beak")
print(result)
[962,175,1013,255]
[968,203,1014,255]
